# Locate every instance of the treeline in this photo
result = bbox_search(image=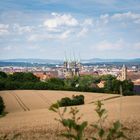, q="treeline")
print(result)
[0,71,134,95]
